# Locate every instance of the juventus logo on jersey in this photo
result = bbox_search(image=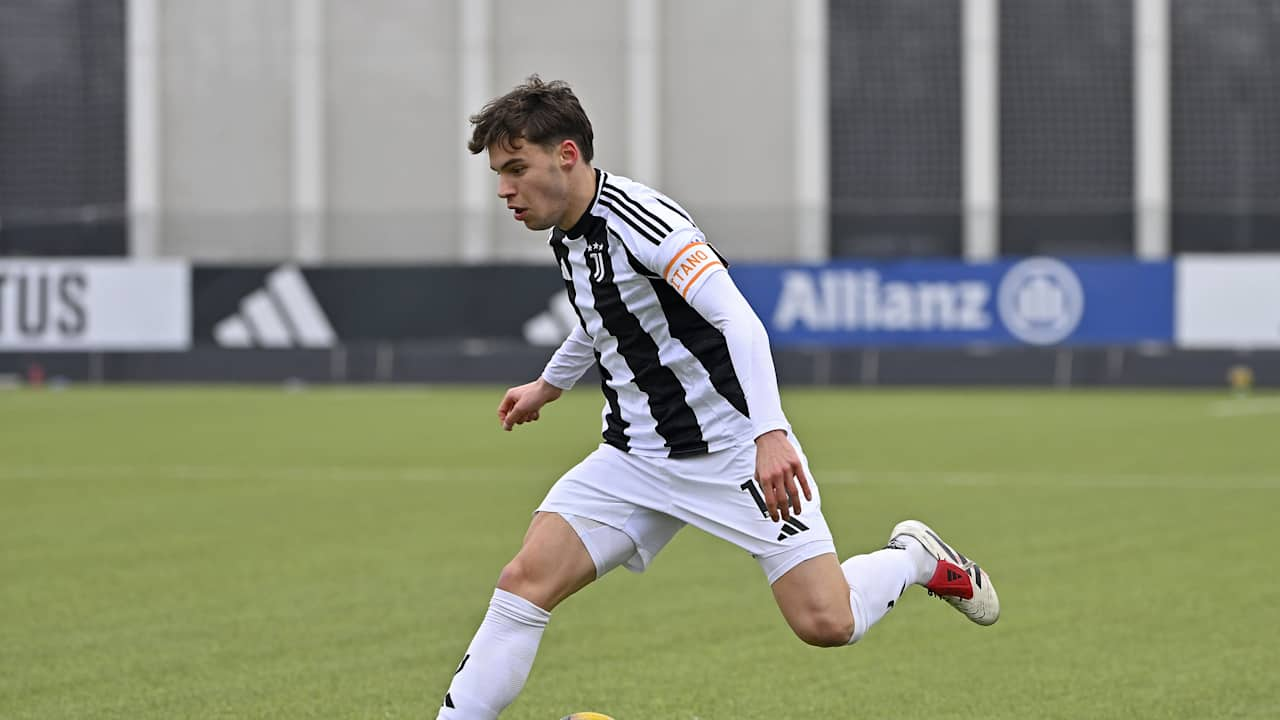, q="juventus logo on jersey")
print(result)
[546,170,751,458]
[585,238,607,283]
